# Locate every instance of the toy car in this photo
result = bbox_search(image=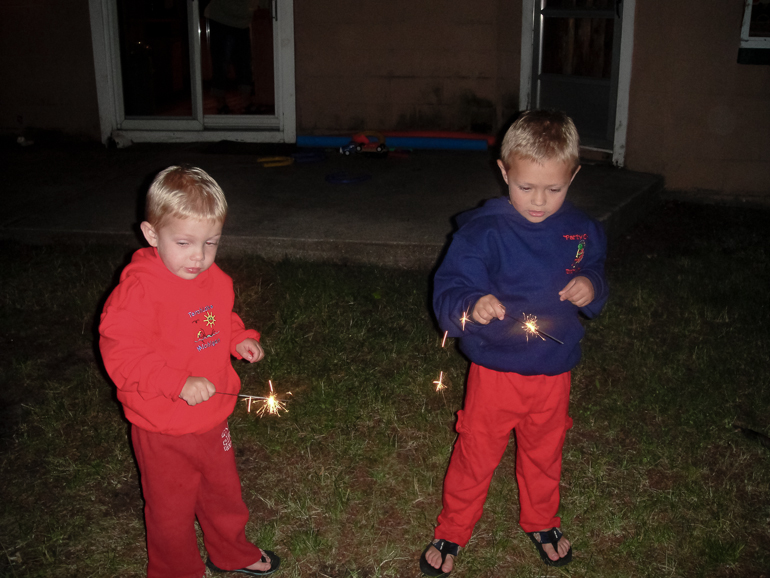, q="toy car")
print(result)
[340,141,362,155]
[339,131,387,155]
